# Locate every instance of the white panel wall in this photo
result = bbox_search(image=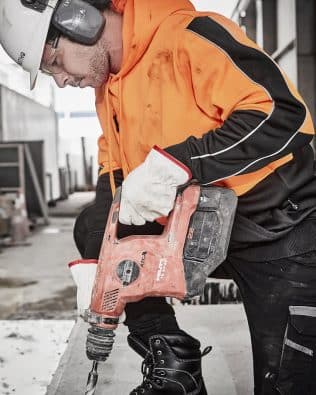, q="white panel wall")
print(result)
[277,0,297,86]
[192,0,237,16]
[277,0,296,49]
[54,86,101,186]
[1,87,60,200]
